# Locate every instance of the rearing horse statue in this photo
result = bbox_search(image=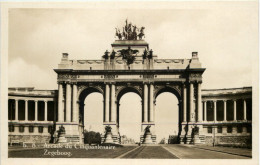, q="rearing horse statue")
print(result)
[115,28,122,40]
[138,27,145,40]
